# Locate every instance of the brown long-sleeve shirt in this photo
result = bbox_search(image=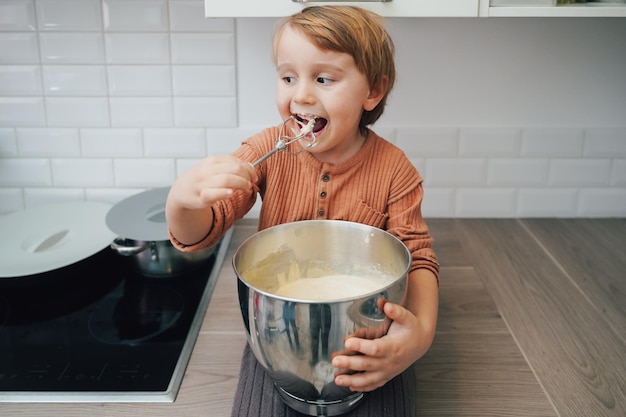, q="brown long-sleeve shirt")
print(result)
[171,126,439,280]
